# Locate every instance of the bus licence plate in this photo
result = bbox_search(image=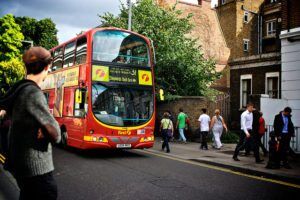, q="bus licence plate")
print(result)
[116,144,131,148]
